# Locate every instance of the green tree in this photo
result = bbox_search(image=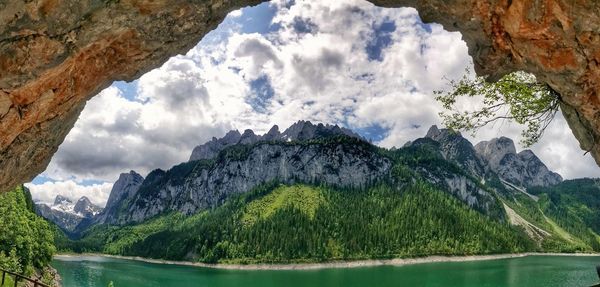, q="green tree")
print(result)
[0,186,55,274]
[435,70,559,146]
